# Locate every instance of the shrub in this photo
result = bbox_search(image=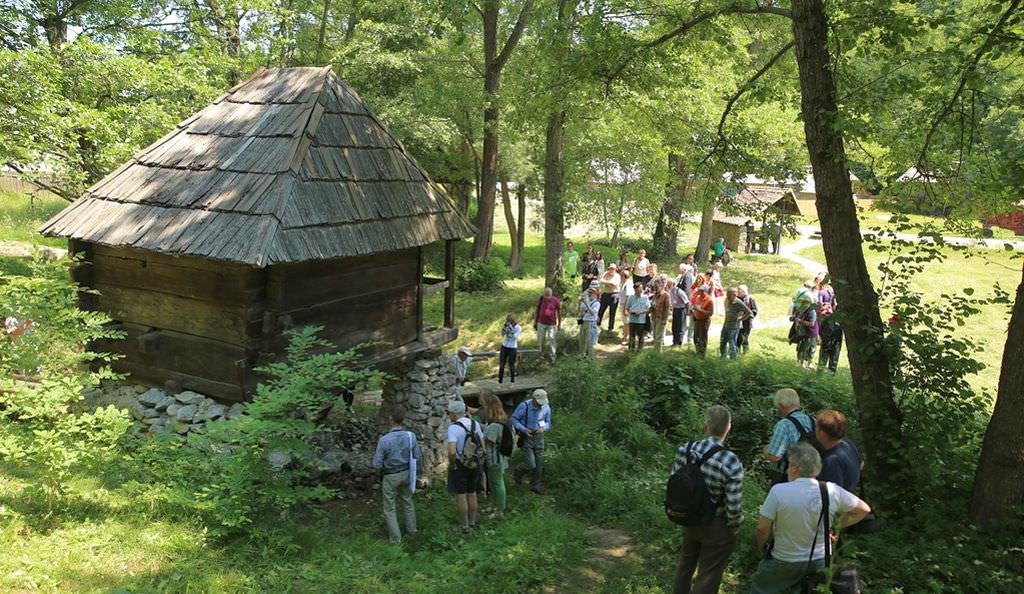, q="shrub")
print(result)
[124,327,386,536]
[455,257,507,292]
